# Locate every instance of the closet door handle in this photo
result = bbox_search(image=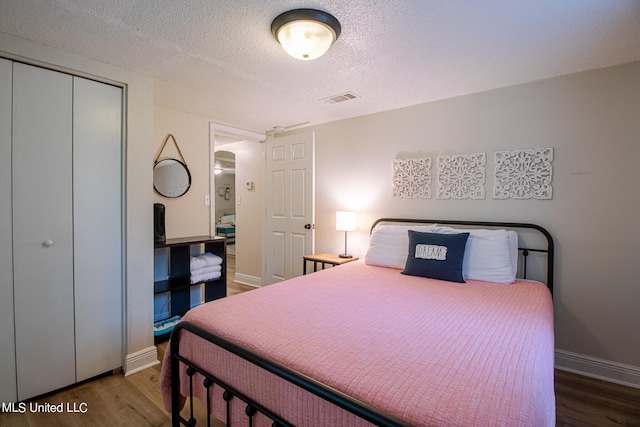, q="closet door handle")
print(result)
[43,239,54,247]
